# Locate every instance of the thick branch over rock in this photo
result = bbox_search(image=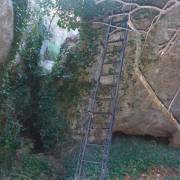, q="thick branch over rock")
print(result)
[95,0,180,34]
